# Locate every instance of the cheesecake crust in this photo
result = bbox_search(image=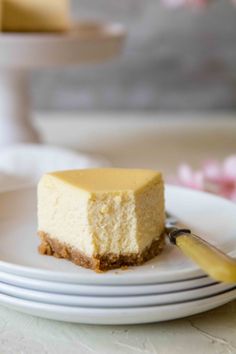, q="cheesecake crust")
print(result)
[38,231,165,272]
